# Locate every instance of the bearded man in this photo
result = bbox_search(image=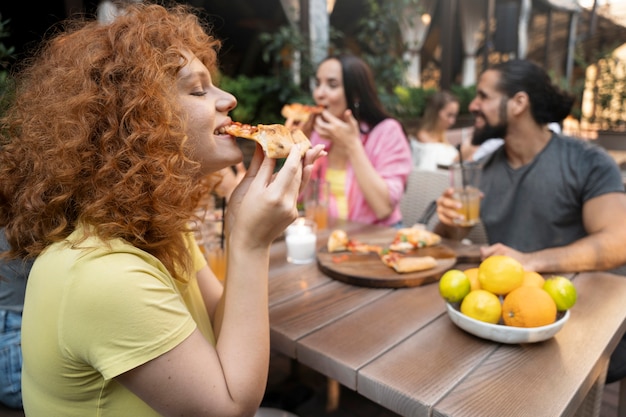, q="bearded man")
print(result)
[435,58,626,384]
[435,59,626,274]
